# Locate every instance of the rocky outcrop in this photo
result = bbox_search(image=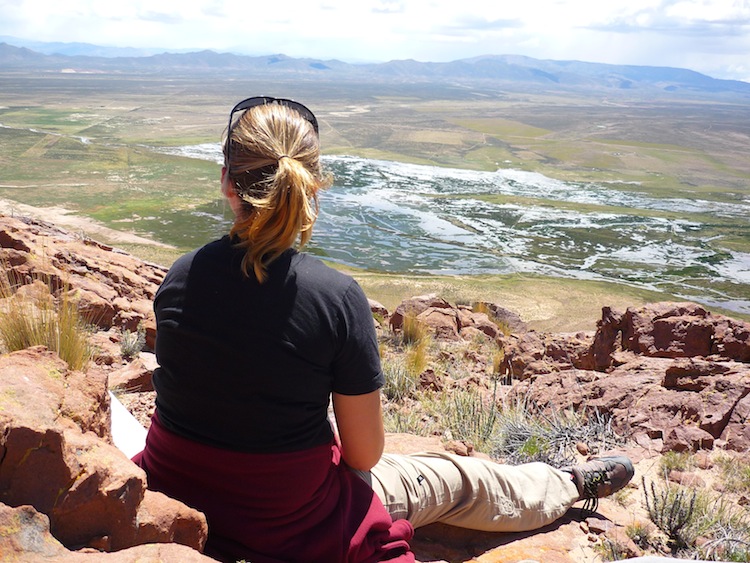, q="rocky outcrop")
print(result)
[502,303,750,453]
[0,215,166,346]
[0,346,208,559]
